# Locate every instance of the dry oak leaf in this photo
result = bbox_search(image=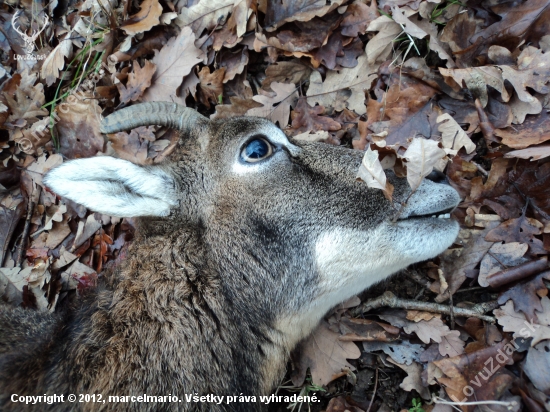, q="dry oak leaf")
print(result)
[498,271,550,322]
[524,341,550,394]
[117,60,157,104]
[403,138,446,191]
[289,97,341,135]
[246,82,298,127]
[110,126,157,165]
[218,48,248,83]
[121,0,163,35]
[363,339,425,365]
[478,242,529,288]
[437,113,476,154]
[340,1,379,37]
[41,37,72,87]
[357,145,394,199]
[432,340,516,411]
[4,69,48,127]
[505,145,550,161]
[325,396,364,412]
[263,0,346,31]
[366,16,402,65]
[469,0,550,50]
[391,6,428,39]
[307,54,377,115]
[440,66,509,108]
[338,317,400,342]
[506,160,550,217]
[495,110,550,149]
[55,95,105,159]
[379,311,465,357]
[494,298,550,346]
[197,67,226,109]
[142,27,205,103]
[176,0,234,36]
[261,61,312,92]
[485,215,545,255]
[435,222,499,302]
[211,97,262,119]
[365,78,440,151]
[387,358,431,400]
[291,321,360,387]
